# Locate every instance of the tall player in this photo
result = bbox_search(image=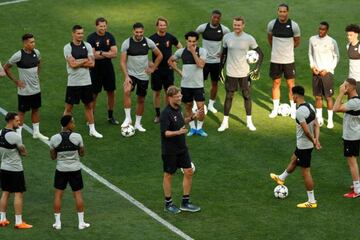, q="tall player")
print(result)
[268,3,300,119]
[345,24,360,94]
[150,17,182,123]
[218,16,263,132]
[308,21,339,128]
[87,17,119,125]
[3,33,48,140]
[120,22,163,132]
[63,25,103,138]
[196,10,230,113]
